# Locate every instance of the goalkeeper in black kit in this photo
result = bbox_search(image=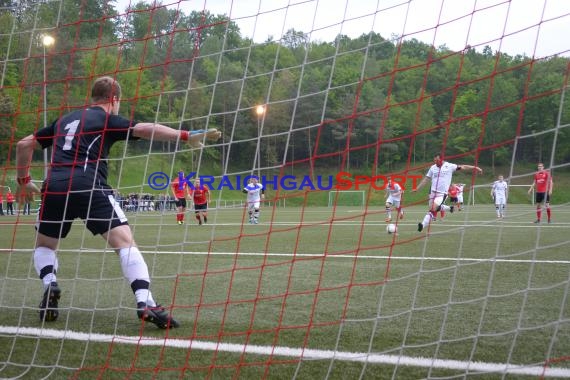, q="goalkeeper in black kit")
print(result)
[16,76,221,328]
